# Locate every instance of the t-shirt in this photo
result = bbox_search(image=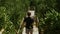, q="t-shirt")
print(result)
[24,17,34,29]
